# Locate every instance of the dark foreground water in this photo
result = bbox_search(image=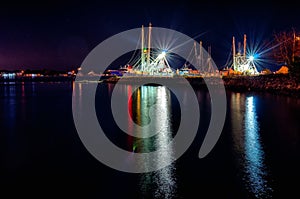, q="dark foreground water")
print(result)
[0,82,299,198]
